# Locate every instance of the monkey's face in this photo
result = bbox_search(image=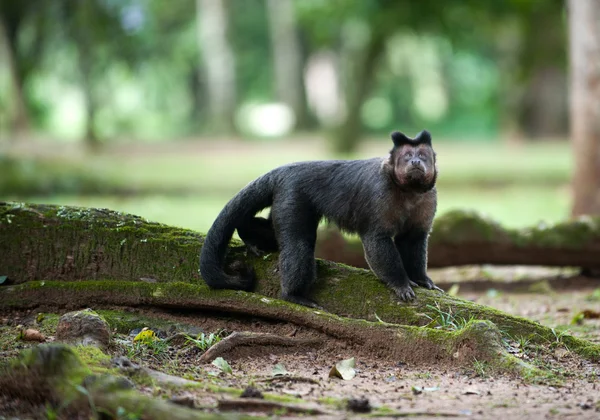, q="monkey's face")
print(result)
[391,144,437,193]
